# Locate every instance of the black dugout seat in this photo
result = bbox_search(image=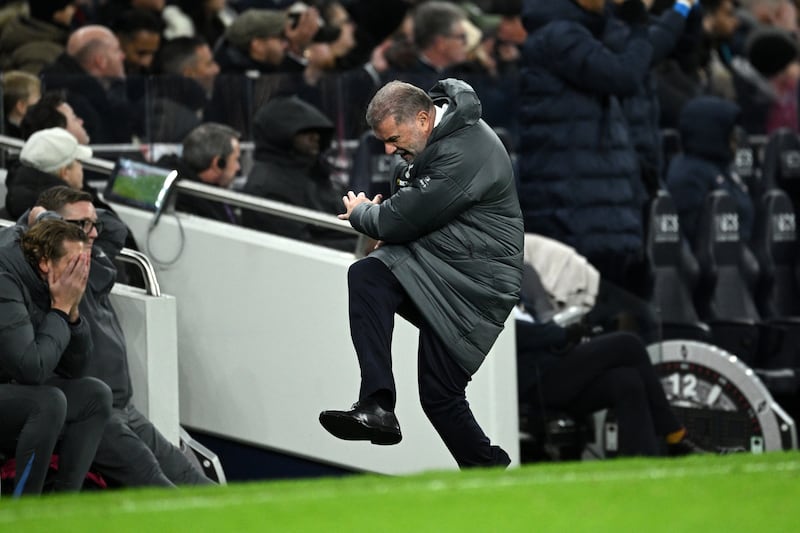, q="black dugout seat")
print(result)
[693,190,762,365]
[645,190,711,341]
